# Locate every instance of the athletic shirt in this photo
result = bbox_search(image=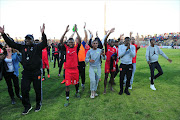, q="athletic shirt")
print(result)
[4,58,14,72]
[64,44,79,69]
[42,47,48,60]
[132,44,138,63]
[85,44,90,56]
[114,46,119,63]
[105,43,116,62]
[78,41,86,62]
[54,47,59,55]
